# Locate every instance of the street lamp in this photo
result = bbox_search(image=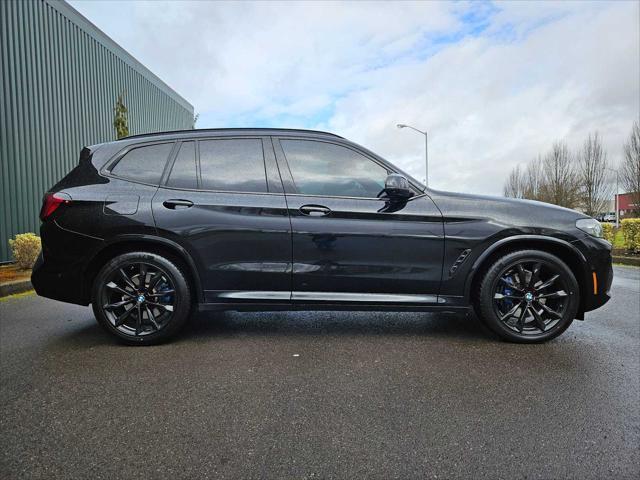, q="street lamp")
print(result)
[606,167,620,228]
[397,123,428,188]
